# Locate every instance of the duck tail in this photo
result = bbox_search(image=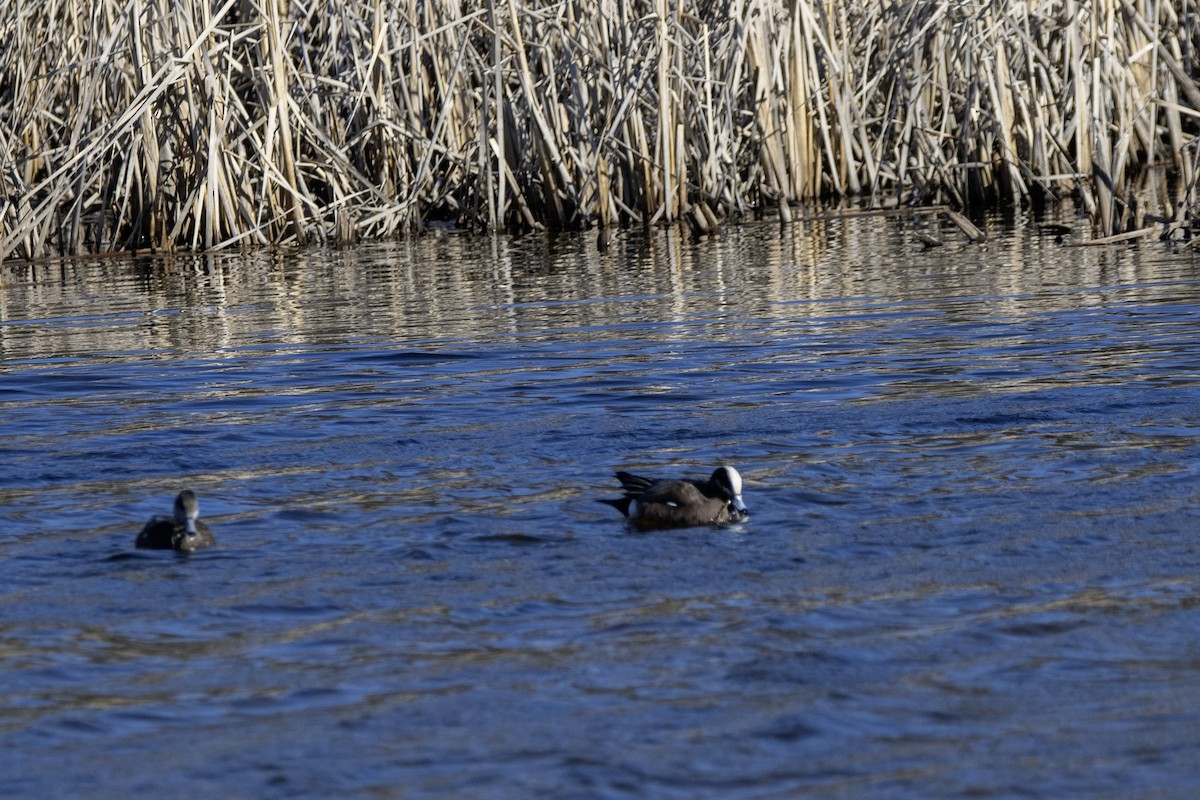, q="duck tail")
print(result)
[598,497,634,517]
